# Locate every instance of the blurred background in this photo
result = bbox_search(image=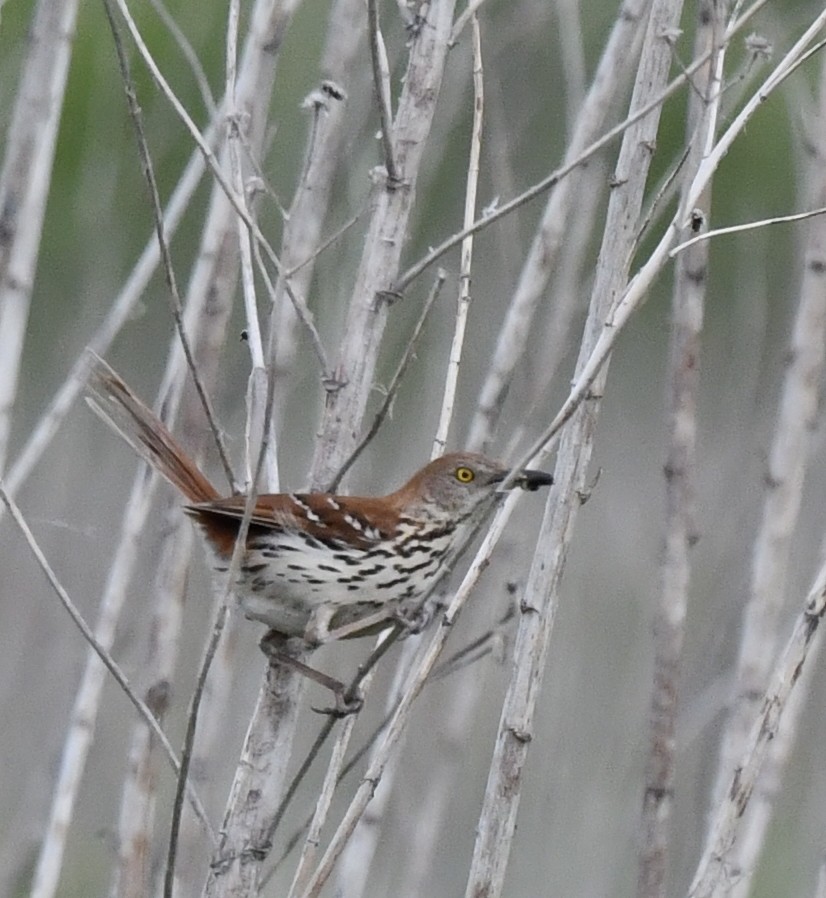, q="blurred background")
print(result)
[3,1,826,896]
